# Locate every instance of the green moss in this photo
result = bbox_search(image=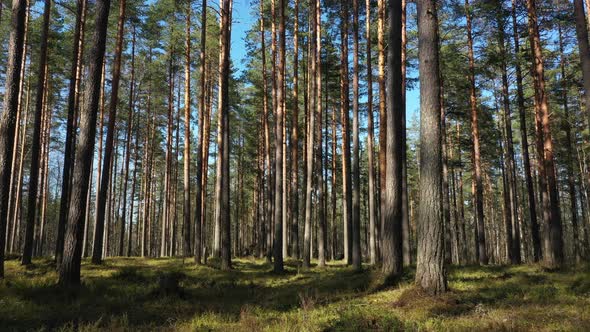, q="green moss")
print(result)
[1,258,589,331]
